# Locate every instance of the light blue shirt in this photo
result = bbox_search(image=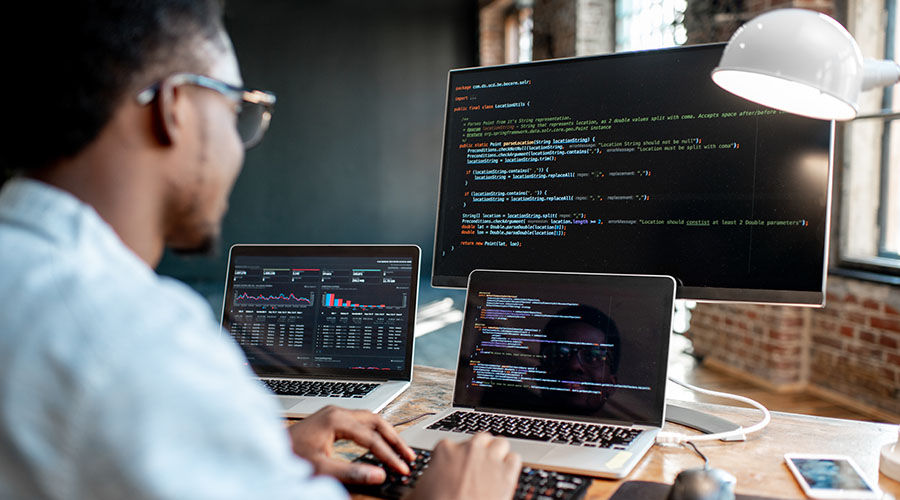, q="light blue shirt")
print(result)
[0,178,347,499]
